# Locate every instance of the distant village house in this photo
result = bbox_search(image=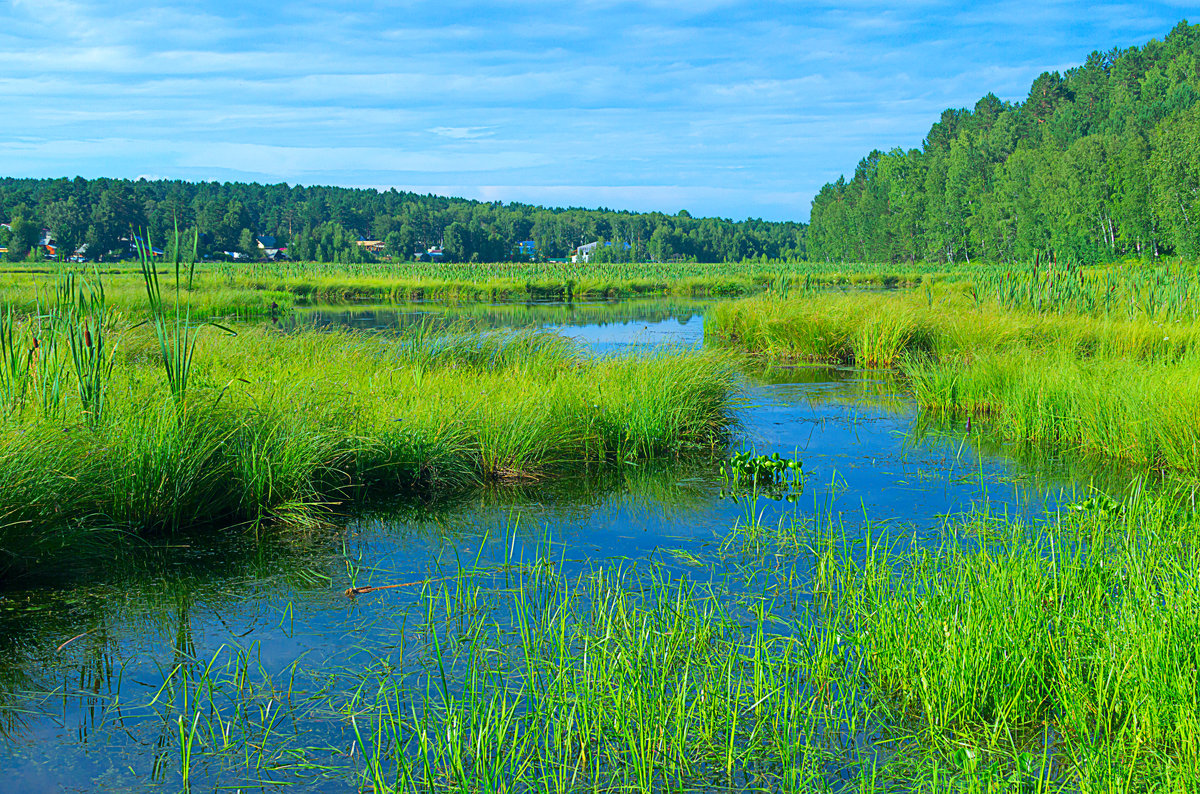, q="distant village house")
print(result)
[570,240,631,263]
[257,235,288,261]
[355,237,386,255]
